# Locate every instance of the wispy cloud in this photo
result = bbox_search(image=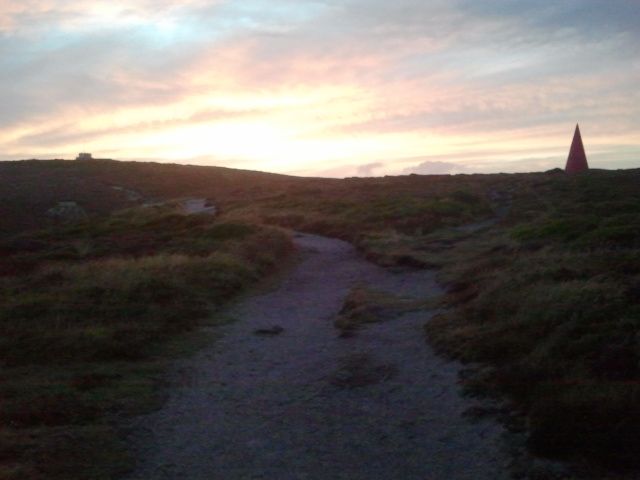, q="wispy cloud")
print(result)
[0,0,638,175]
